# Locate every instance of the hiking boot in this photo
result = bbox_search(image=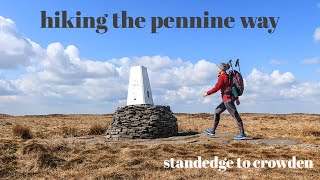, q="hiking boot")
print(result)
[204,129,215,136]
[233,133,247,140]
